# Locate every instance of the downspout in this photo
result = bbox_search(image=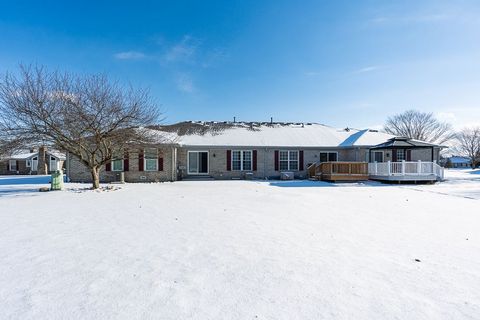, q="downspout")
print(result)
[66,151,70,179]
[171,146,176,181]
